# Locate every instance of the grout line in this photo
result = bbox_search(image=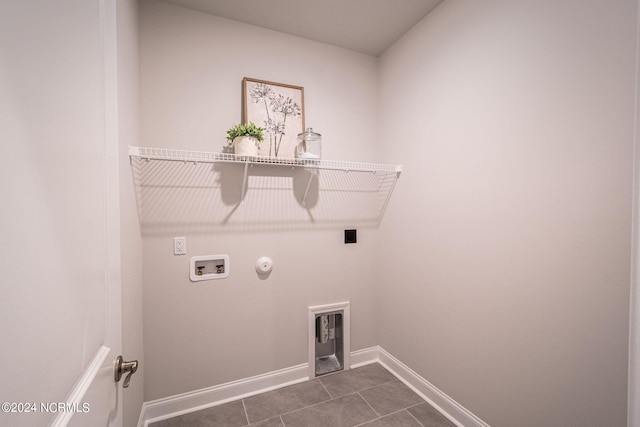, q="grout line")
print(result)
[353,419,375,427]
[357,391,381,418]
[317,376,334,399]
[241,380,334,425]
[406,405,426,427]
[241,399,250,425]
[353,408,420,427]
[271,391,335,420]
[357,377,399,394]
